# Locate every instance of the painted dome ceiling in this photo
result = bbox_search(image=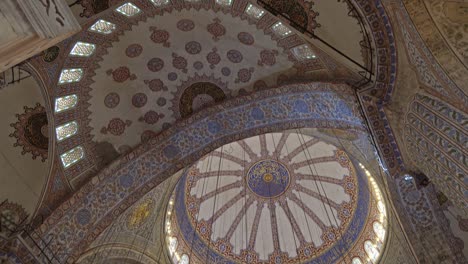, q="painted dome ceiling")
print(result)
[58,0,364,157]
[165,132,388,264]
